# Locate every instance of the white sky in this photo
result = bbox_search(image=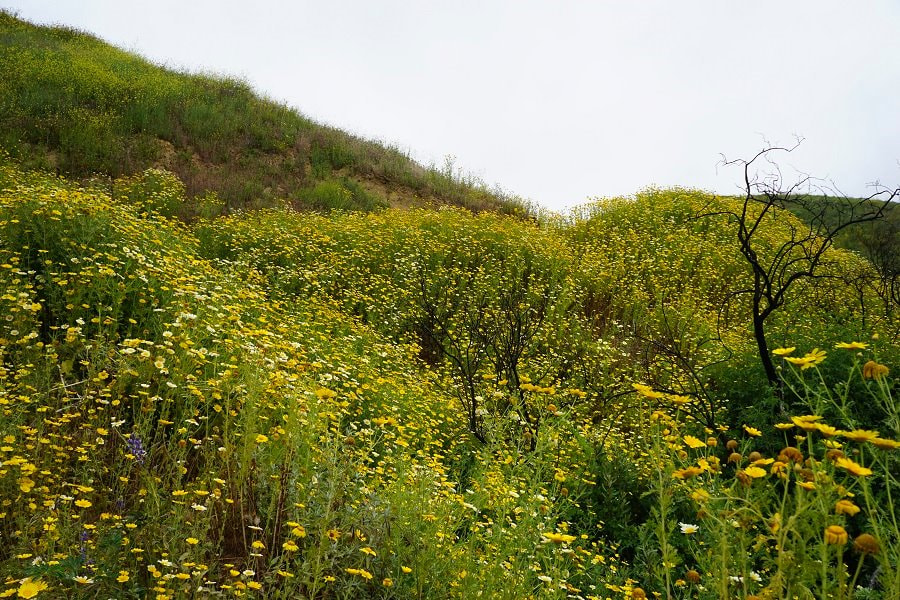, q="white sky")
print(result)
[4,1,900,210]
